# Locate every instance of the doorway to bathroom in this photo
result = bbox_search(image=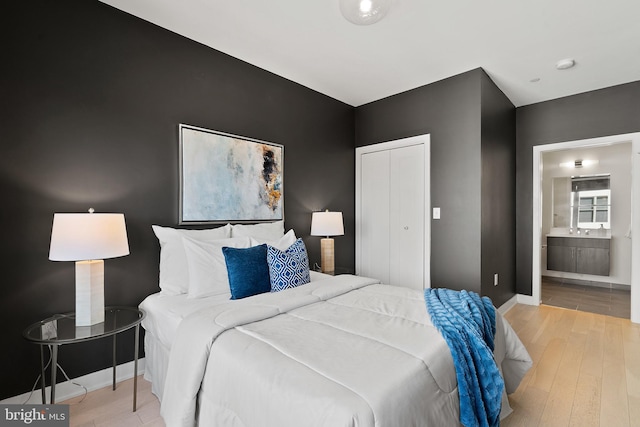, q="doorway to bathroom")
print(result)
[531,132,640,323]
[540,144,631,318]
